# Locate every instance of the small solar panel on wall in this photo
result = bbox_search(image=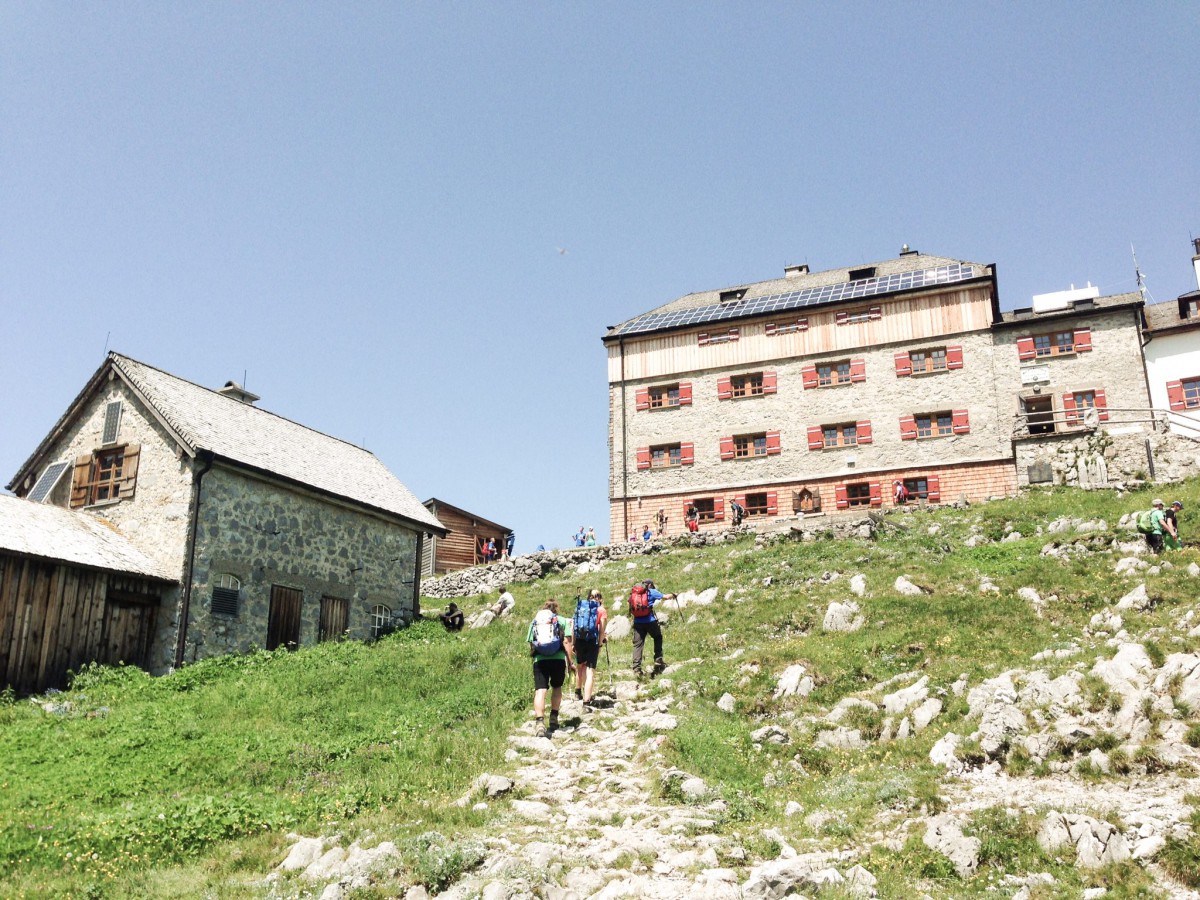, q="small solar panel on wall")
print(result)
[211,586,240,617]
[28,461,70,503]
[102,401,122,444]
